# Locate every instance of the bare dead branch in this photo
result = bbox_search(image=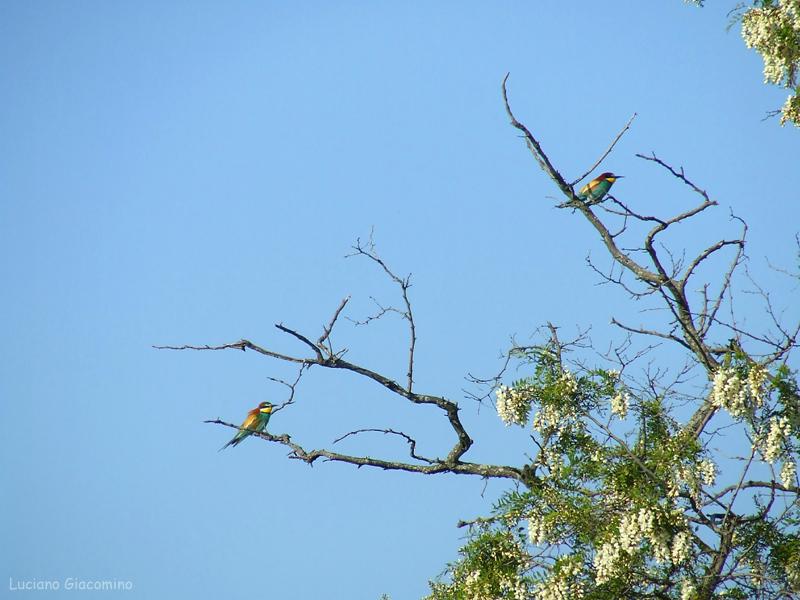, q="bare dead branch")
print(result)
[570,112,637,186]
[465,346,515,406]
[268,365,309,413]
[586,254,658,299]
[347,296,404,326]
[332,427,435,464]
[153,339,311,365]
[205,419,521,481]
[610,317,692,352]
[500,83,769,444]
[317,295,350,353]
[275,323,323,360]
[635,152,715,202]
[348,237,417,394]
[607,197,667,225]
[698,218,748,337]
[502,73,574,198]
[684,240,745,290]
[502,77,681,303]
[160,331,476,466]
